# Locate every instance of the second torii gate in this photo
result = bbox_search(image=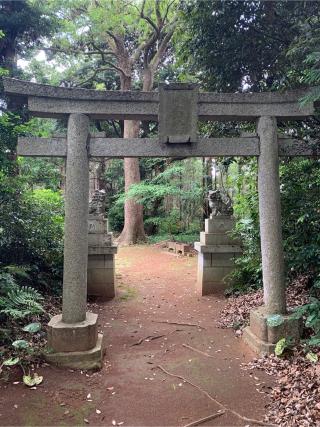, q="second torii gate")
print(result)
[4,78,320,368]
